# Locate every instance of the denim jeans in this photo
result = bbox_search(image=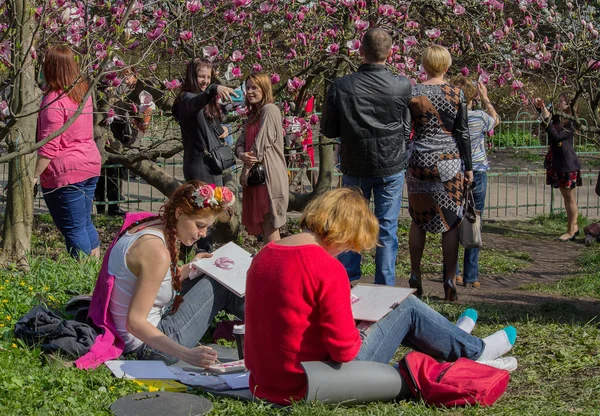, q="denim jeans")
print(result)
[136,276,245,364]
[337,171,405,286]
[42,177,100,258]
[462,171,487,283]
[355,296,484,364]
[444,171,487,283]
